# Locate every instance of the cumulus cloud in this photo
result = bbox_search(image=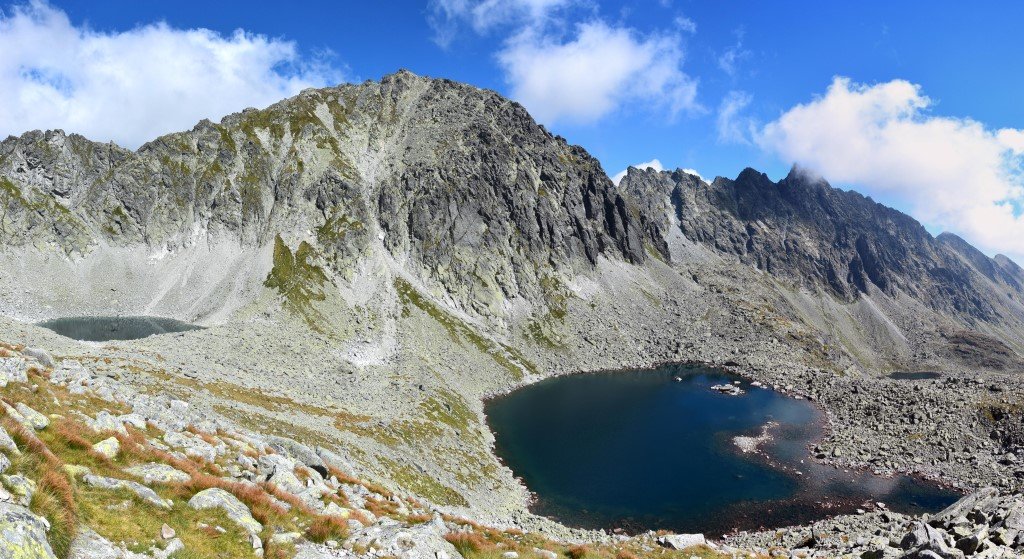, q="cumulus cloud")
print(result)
[428,0,574,47]
[757,77,1024,261]
[717,90,753,143]
[717,27,750,77]
[674,15,697,34]
[498,22,700,124]
[430,0,699,125]
[611,158,664,185]
[0,1,344,148]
